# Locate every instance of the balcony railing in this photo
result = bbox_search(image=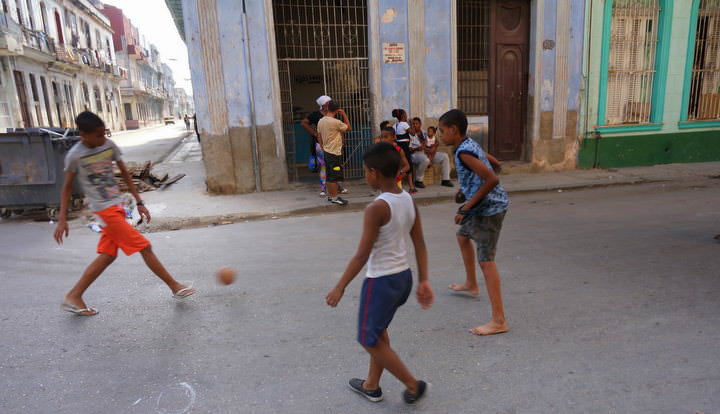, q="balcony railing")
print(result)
[21,27,56,56]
